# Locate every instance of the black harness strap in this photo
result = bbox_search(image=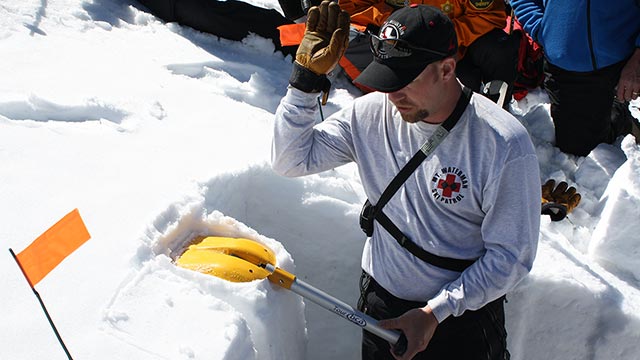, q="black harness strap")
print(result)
[369,87,475,273]
[375,211,475,272]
